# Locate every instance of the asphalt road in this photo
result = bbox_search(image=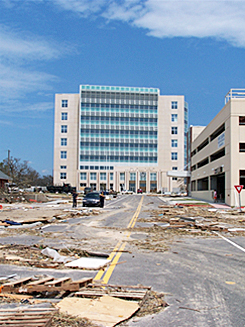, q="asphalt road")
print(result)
[96,195,245,327]
[1,194,245,326]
